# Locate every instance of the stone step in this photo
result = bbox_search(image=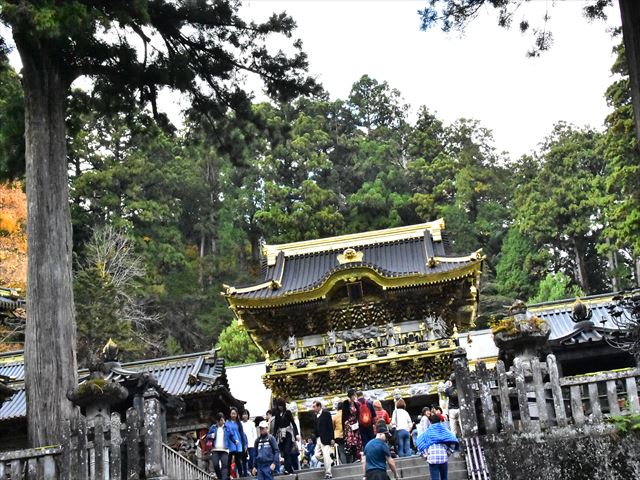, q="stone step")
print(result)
[295,458,467,480]
[239,456,467,480]
[298,469,467,480]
